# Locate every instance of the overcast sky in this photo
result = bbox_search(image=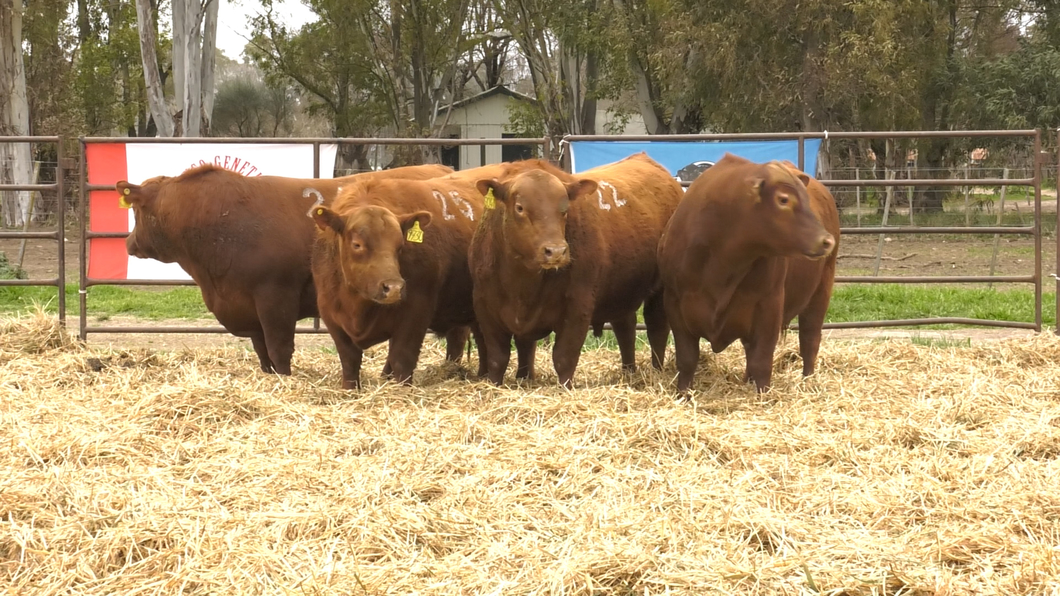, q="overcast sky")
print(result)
[215,0,316,61]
